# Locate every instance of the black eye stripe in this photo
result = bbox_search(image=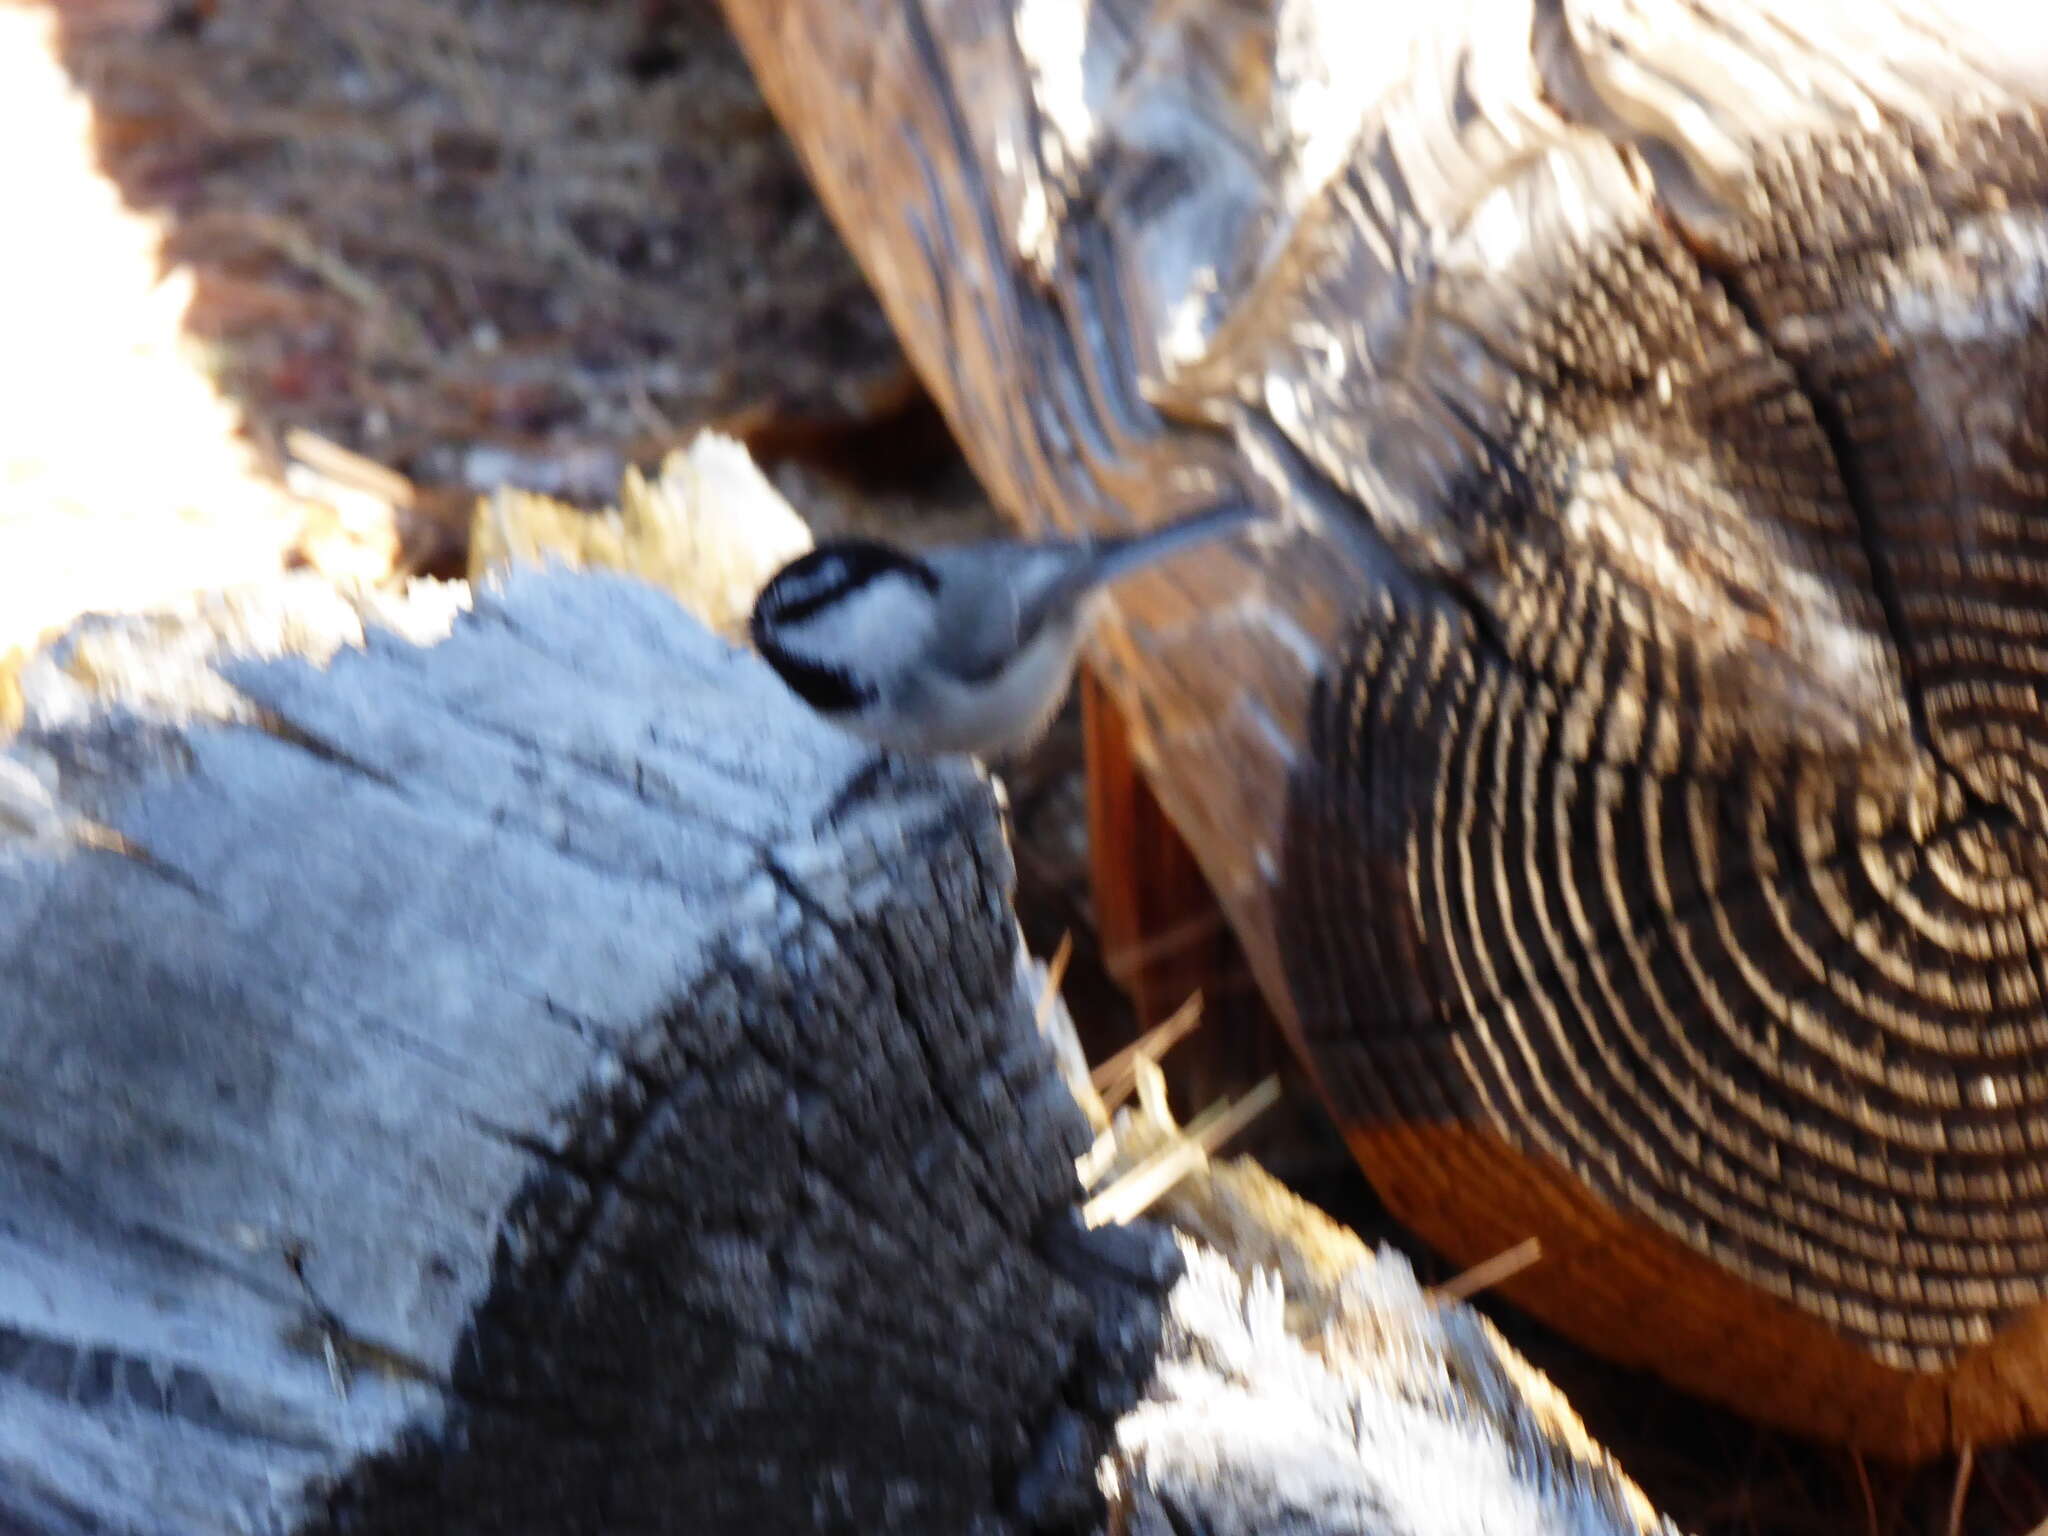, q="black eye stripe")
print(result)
[753,632,878,714]
[755,540,938,625]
